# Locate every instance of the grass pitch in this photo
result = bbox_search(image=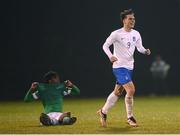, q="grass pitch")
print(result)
[0,96,180,134]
